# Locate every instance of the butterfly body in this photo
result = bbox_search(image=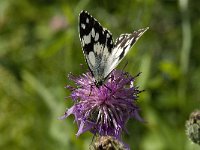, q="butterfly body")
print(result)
[79,10,148,87]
